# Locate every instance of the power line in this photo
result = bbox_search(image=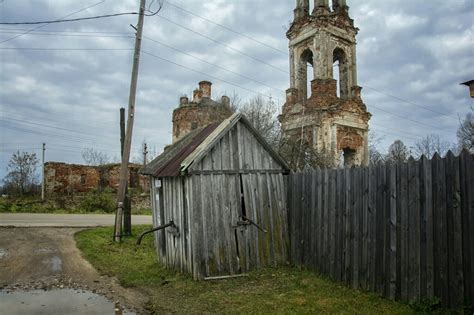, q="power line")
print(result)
[0,30,134,39]
[0,28,130,35]
[0,47,132,51]
[0,0,106,44]
[370,127,421,142]
[364,85,458,120]
[370,122,424,139]
[142,50,284,103]
[369,105,454,131]
[143,35,285,94]
[166,1,287,55]
[156,14,289,74]
[0,1,164,26]
[0,12,140,26]
[5,116,118,139]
